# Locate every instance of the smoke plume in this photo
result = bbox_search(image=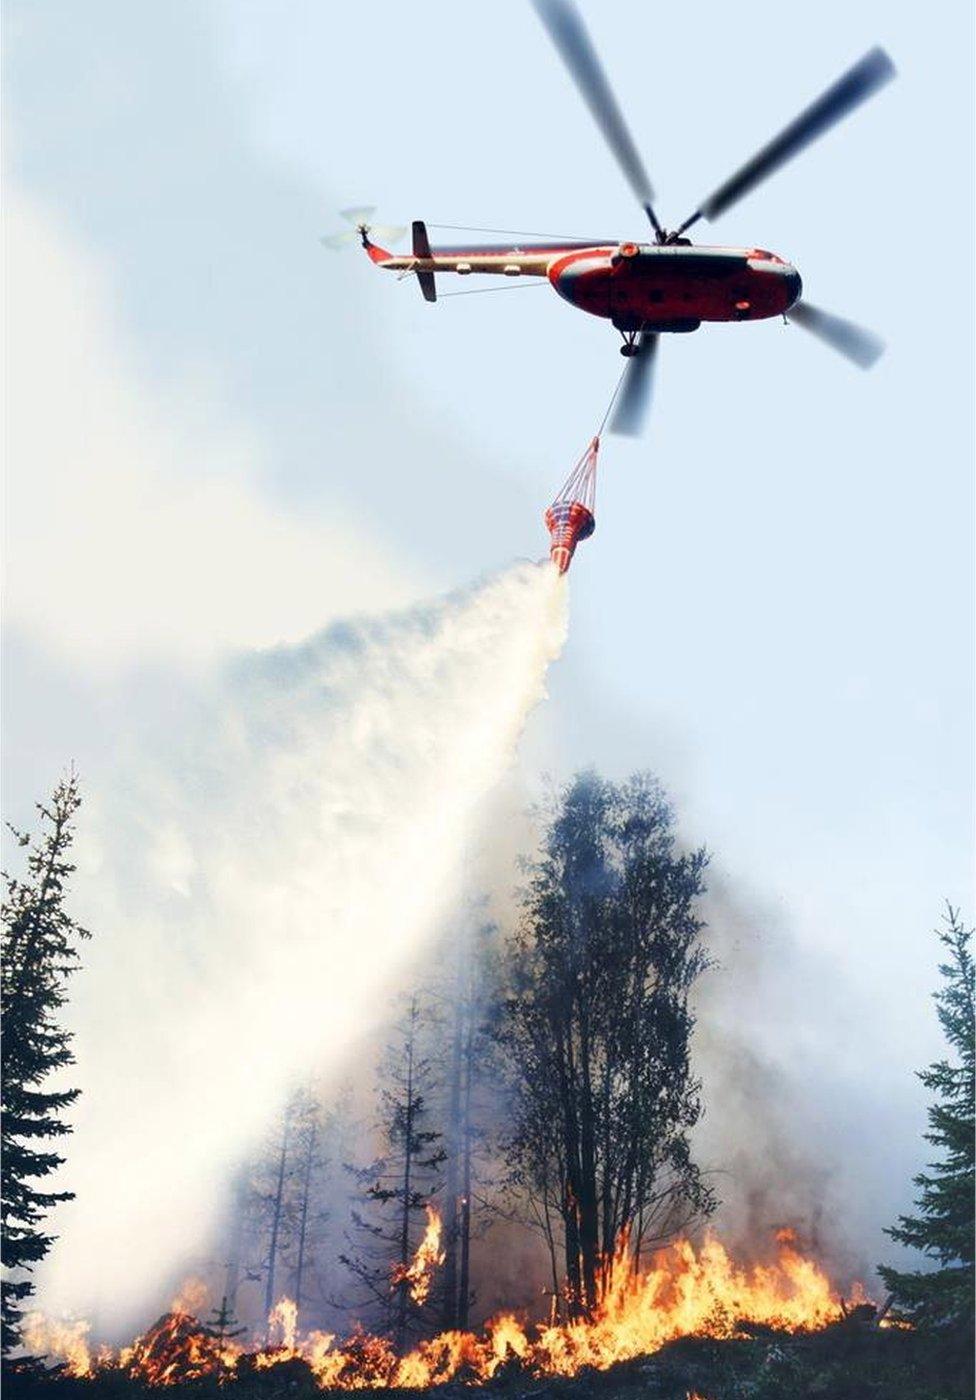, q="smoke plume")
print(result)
[37,562,568,1333]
